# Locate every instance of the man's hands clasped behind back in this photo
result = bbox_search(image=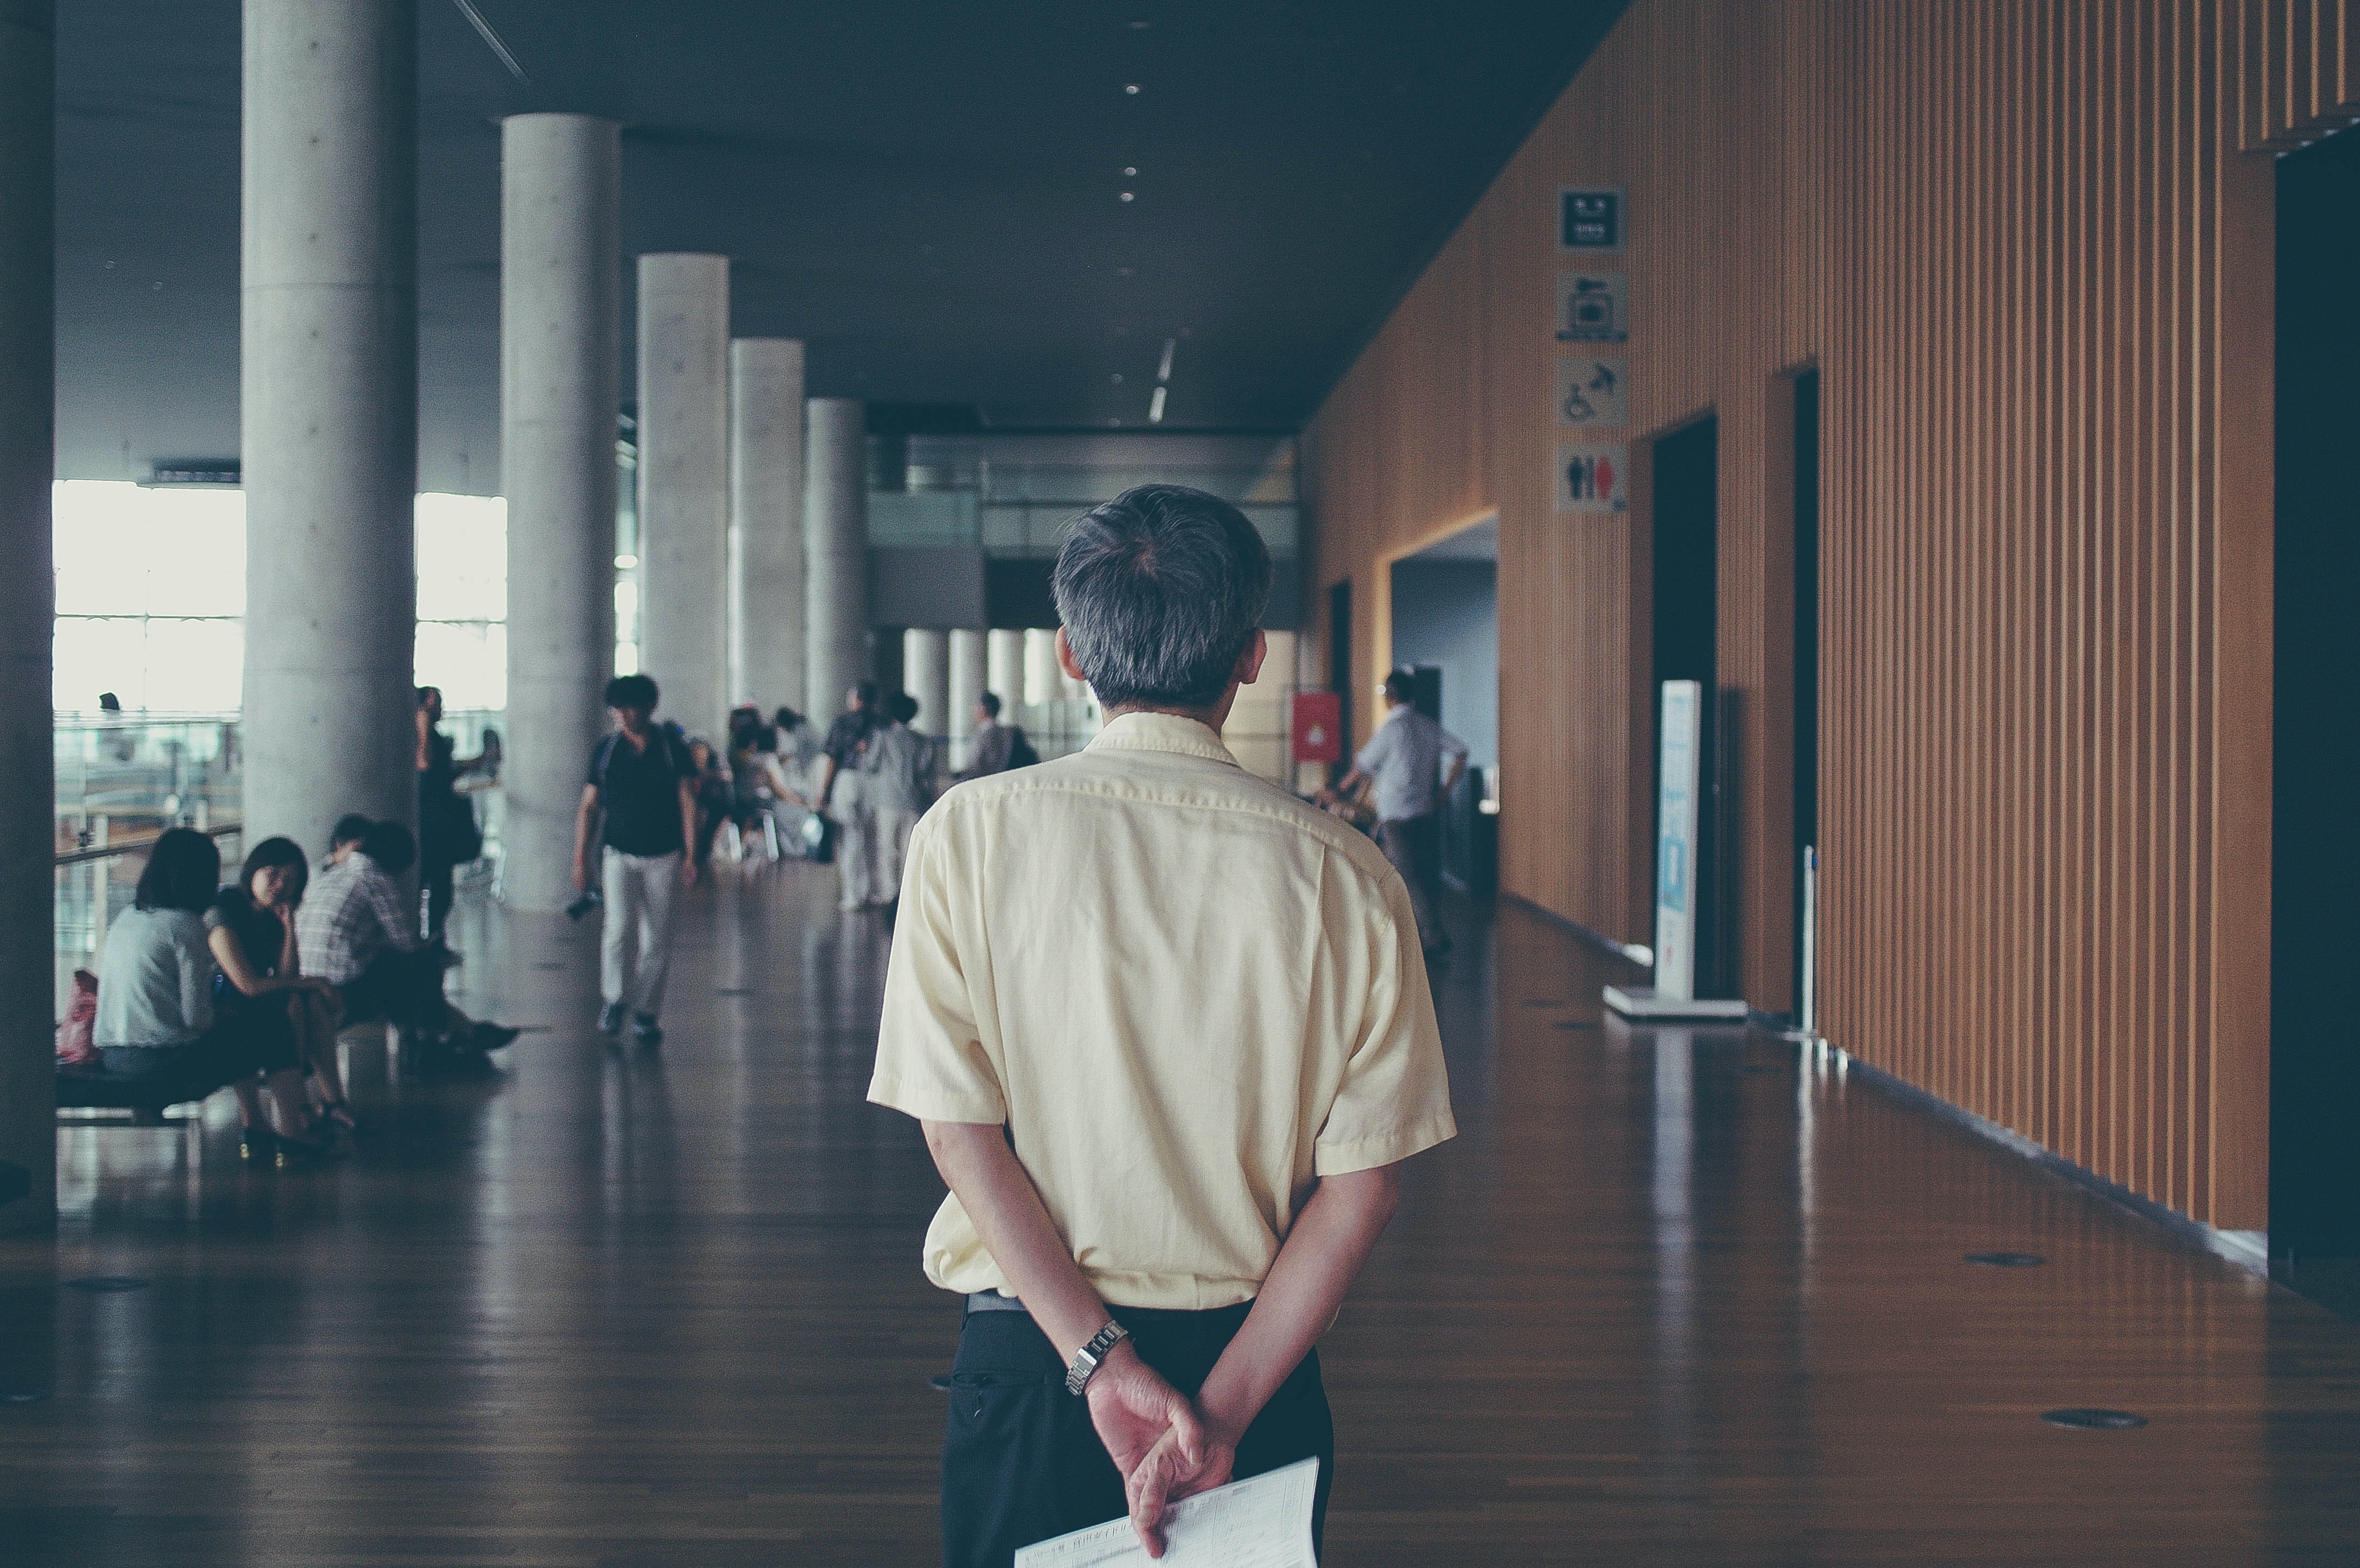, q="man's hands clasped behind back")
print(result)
[1084,1341,1233,1558]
